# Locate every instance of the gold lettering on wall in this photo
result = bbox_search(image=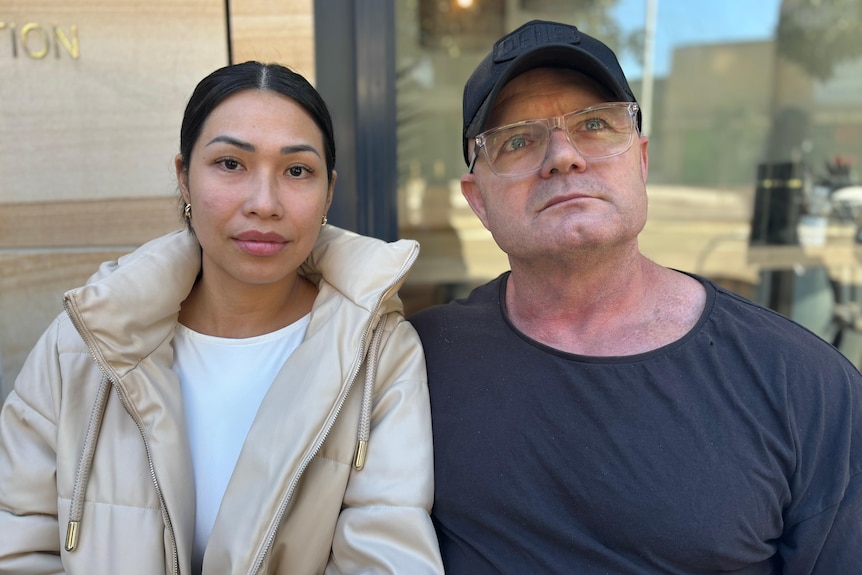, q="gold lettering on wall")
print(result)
[21,23,49,58]
[0,22,17,57]
[0,22,79,59]
[54,25,79,59]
